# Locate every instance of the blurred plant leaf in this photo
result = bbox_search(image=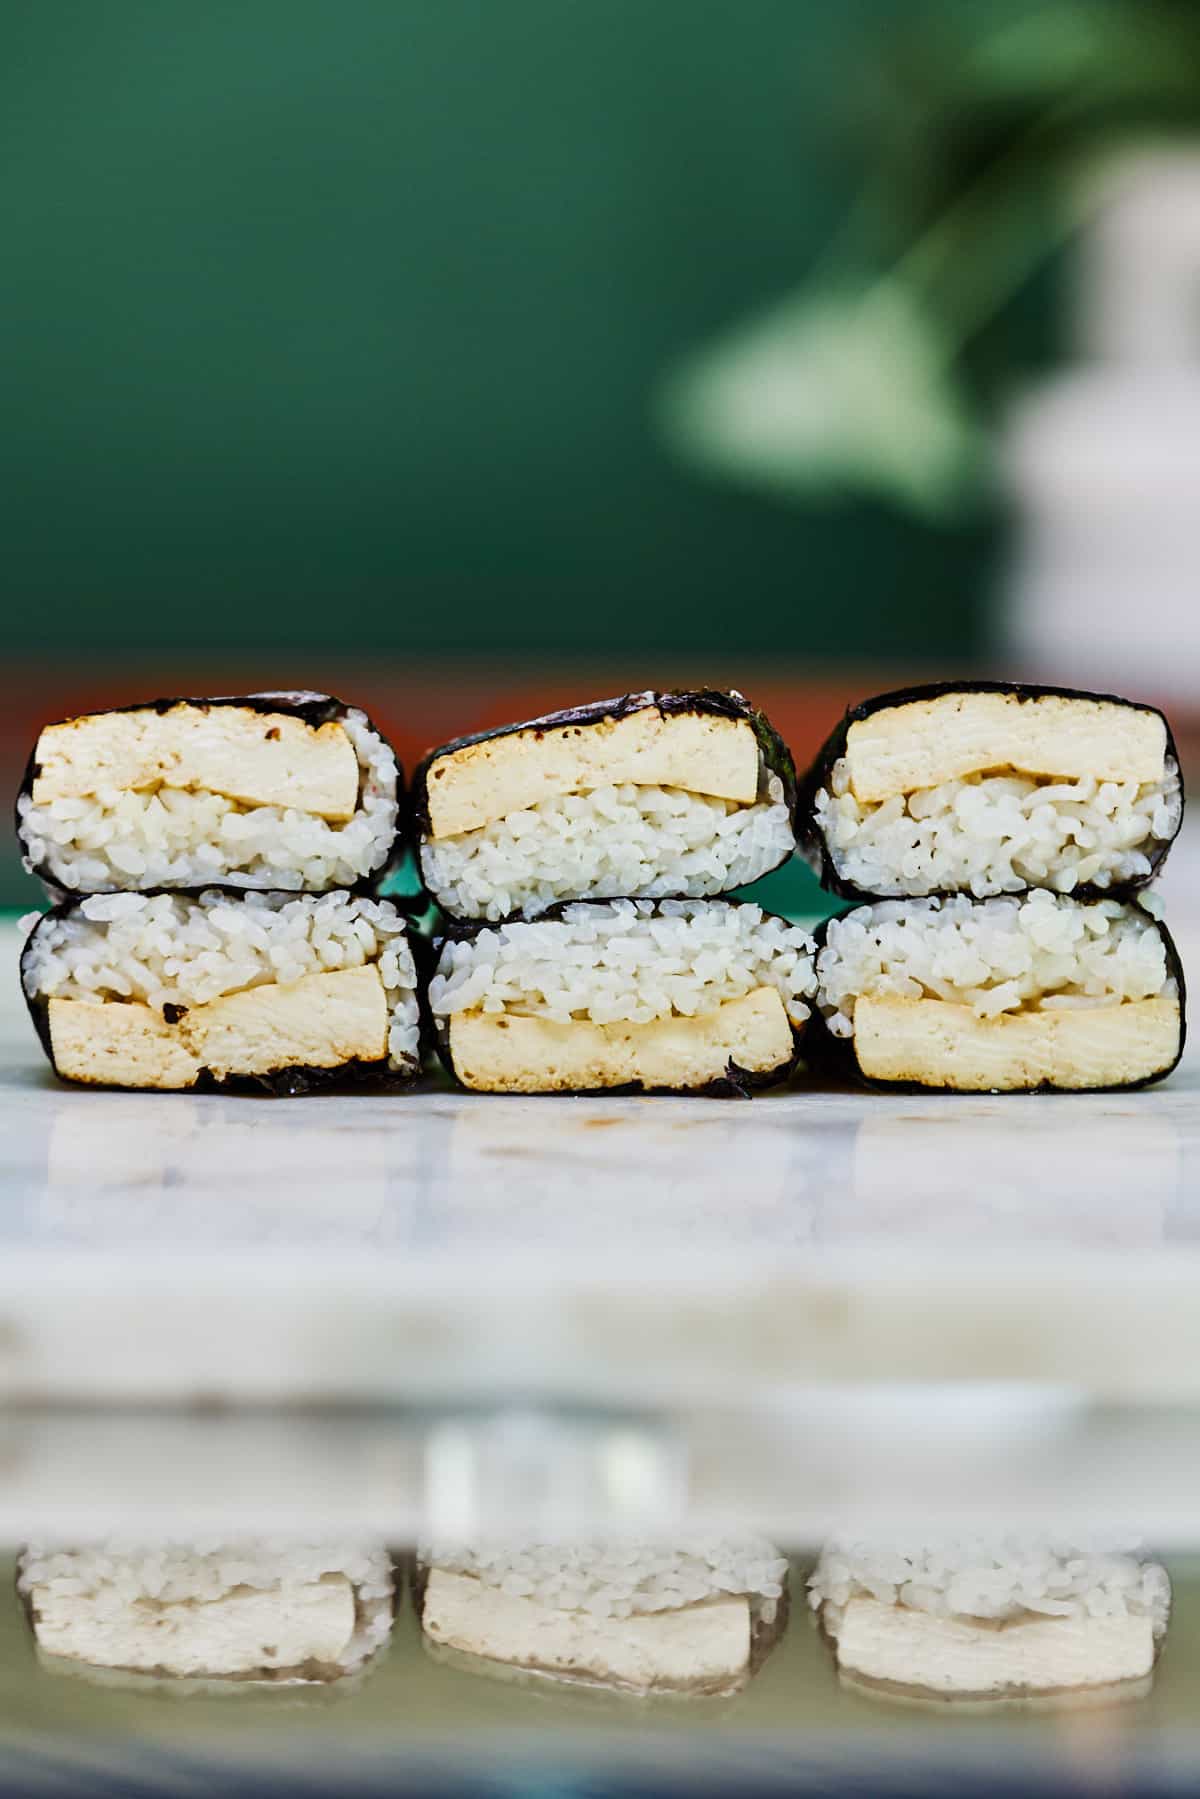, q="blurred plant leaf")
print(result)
[657,0,1200,520]
[657,279,984,518]
[964,3,1200,102]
